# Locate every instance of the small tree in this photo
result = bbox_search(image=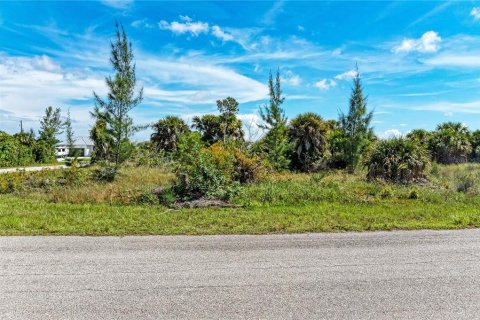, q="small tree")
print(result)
[64,108,75,156]
[216,96,242,145]
[338,66,373,173]
[92,22,143,168]
[37,106,63,163]
[39,106,63,145]
[192,98,244,145]
[89,117,112,163]
[258,69,290,170]
[151,116,190,153]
